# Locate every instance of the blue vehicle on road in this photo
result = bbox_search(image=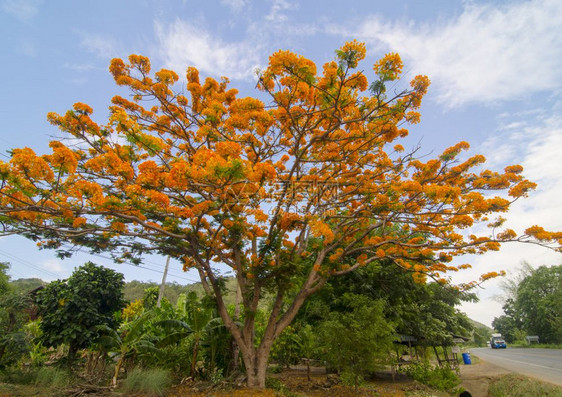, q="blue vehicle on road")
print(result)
[491,334,507,349]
